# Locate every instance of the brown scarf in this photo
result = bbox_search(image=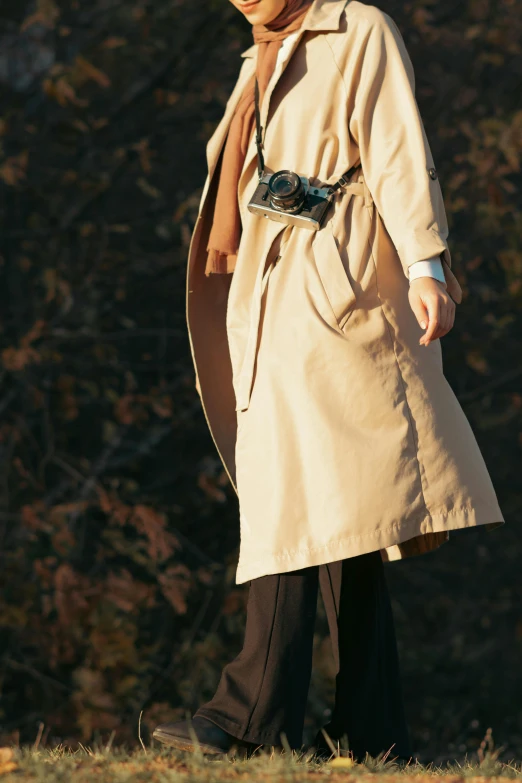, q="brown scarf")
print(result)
[205,0,313,276]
